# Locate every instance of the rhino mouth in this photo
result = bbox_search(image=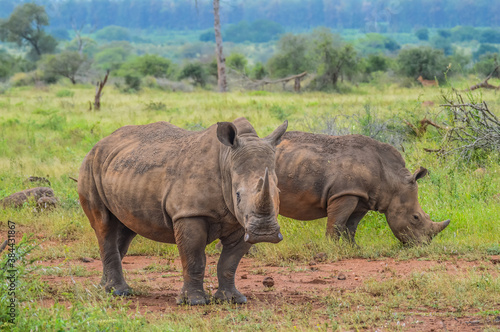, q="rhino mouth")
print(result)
[244,230,283,244]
